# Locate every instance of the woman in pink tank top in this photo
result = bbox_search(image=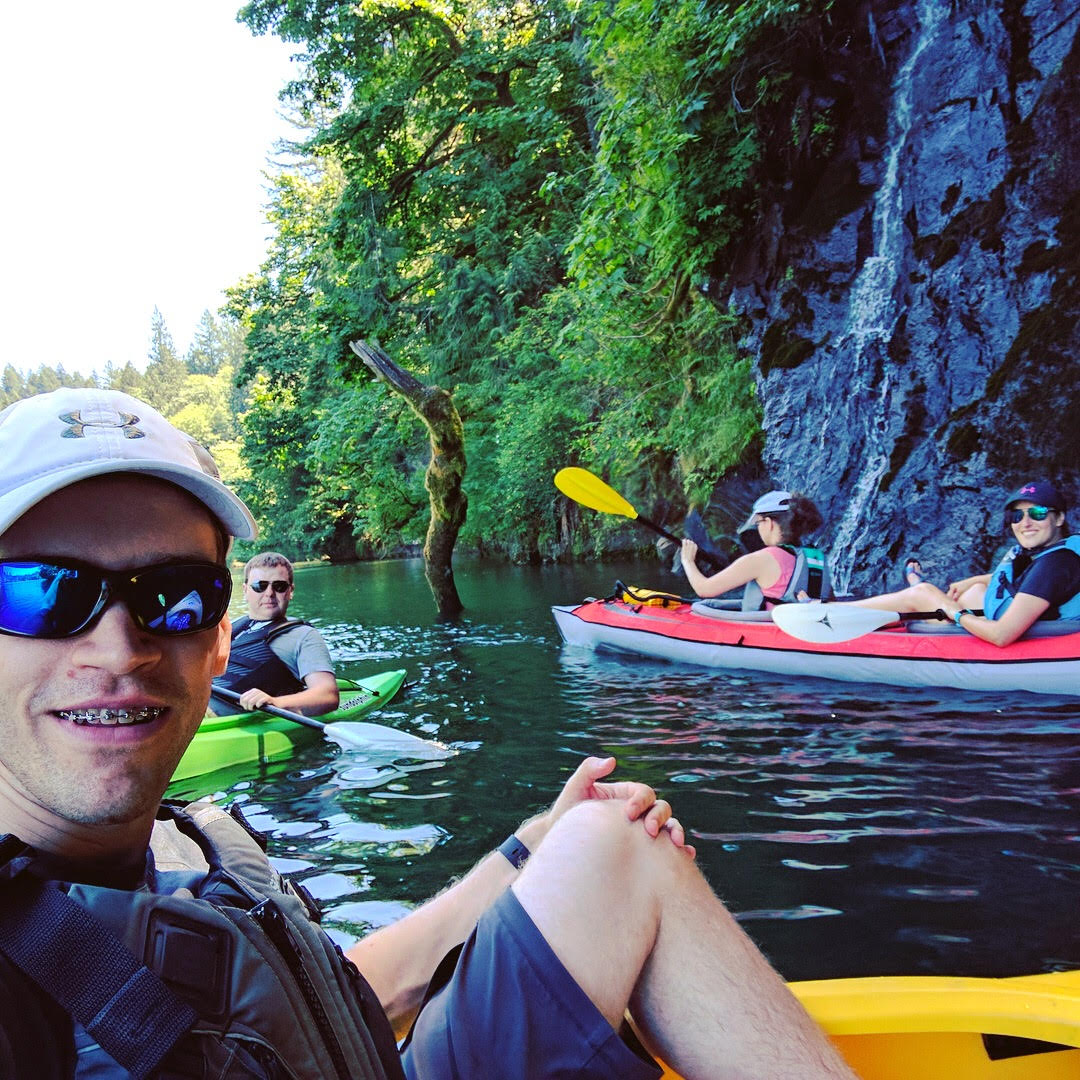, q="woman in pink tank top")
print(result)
[759,545,799,604]
[681,490,824,609]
